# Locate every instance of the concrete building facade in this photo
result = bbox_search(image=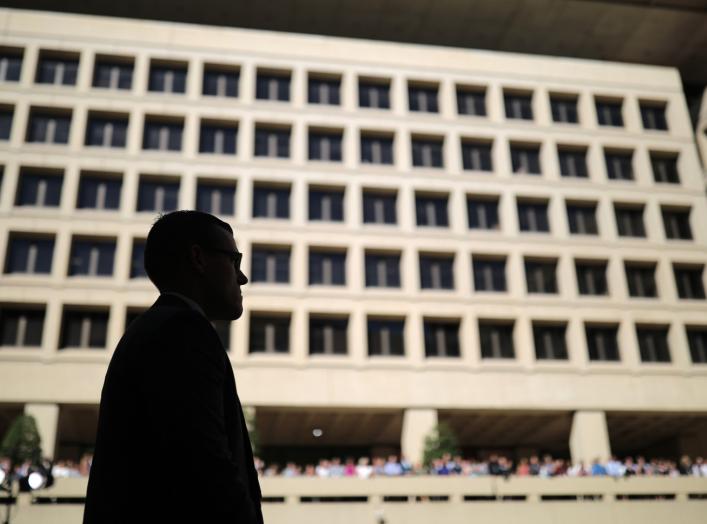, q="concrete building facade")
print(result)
[1,8,707,468]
